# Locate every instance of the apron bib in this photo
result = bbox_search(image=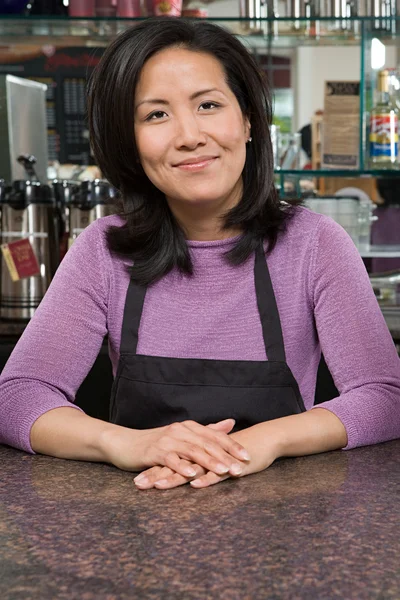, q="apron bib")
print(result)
[110,241,306,430]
